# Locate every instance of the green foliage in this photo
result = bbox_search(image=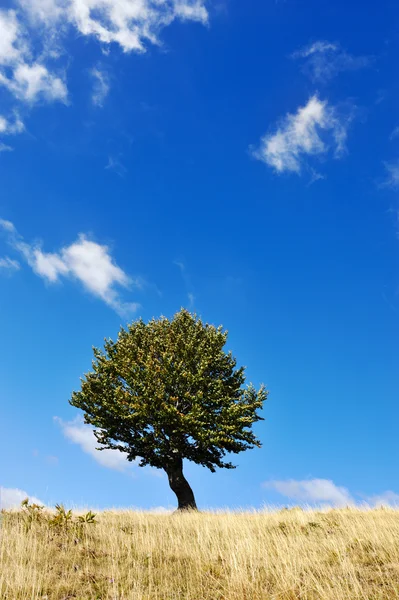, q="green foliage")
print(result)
[20,499,96,534]
[49,504,73,530]
[20,497,45,531]
[21,497,44,513]
[49,504,97,532]
[70,309,267,472]
[77,510,97,524]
